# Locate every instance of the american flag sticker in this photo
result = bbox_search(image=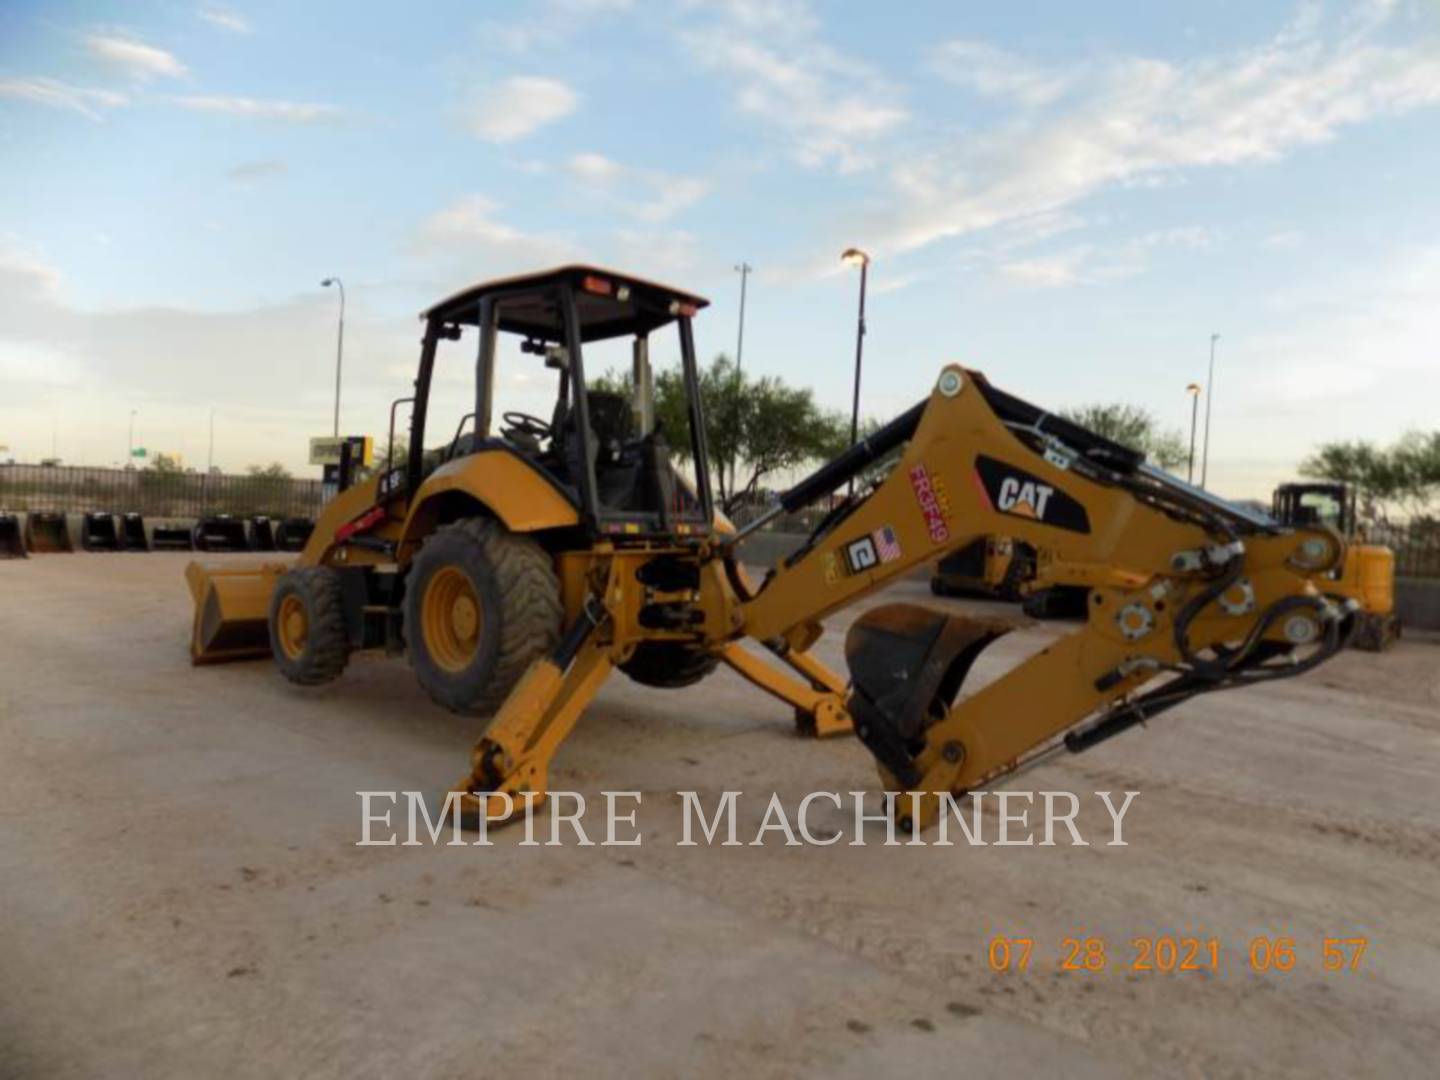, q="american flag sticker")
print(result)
[872,525,902,563]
